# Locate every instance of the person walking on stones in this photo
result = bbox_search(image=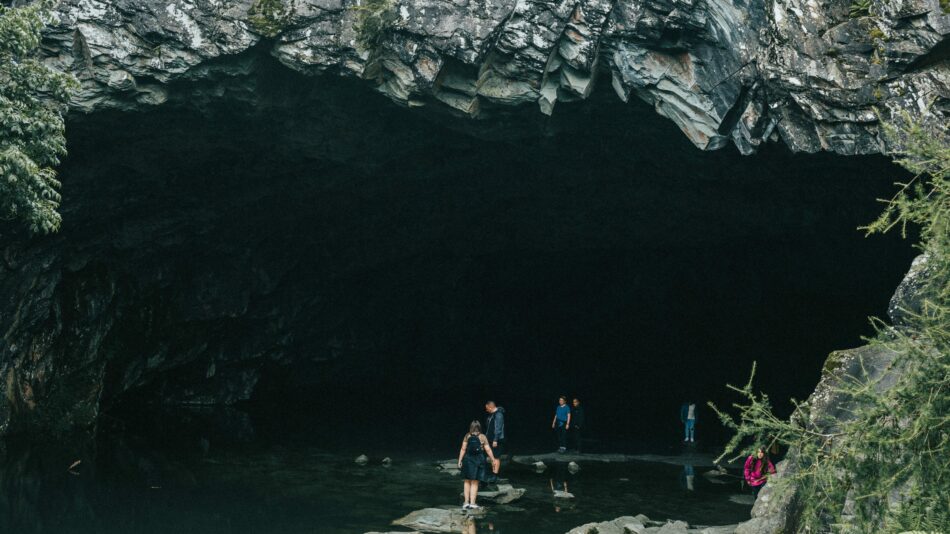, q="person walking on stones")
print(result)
[743,446,776,497]
[681,401,696,443]
[569,397,585,453]
[485,401,506,471]
[551,396,571,453]
[457,420,497,510]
